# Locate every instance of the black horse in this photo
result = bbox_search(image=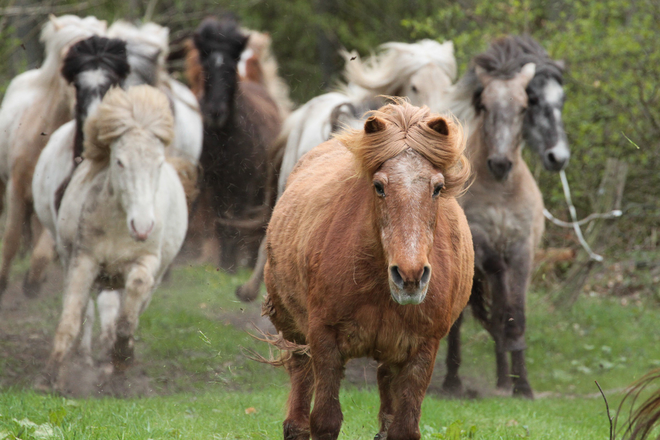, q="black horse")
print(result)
[192,17,281,272]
